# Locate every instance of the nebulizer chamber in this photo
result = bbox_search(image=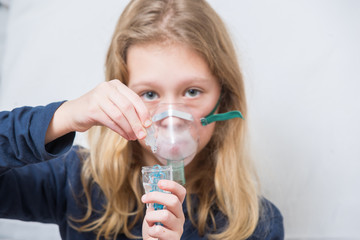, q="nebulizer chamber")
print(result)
[145,103,198,185]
